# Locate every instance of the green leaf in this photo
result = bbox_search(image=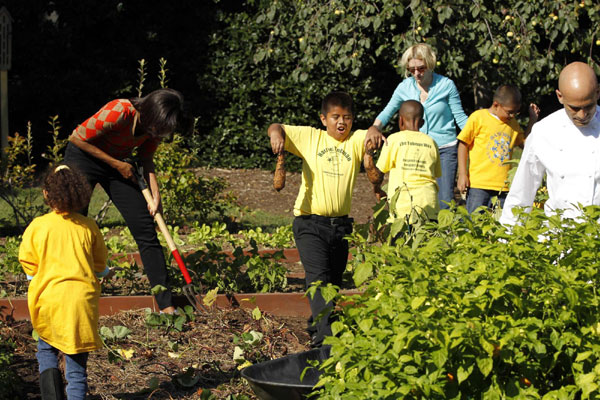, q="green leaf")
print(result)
[431,349,447,368]
[411,296,426,310]
[437,210,454,228]
[564,287,578,307]
[321,285,338,303]
[476,357,493,377]
[151,284,168,295]
[575,351,593,362]
[110,326,130,339]
[457,364,474,384]
[100,326,114,340]
[353,262,373,286]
